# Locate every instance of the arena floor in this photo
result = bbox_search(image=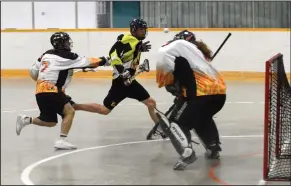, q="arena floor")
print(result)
[1,78,290,185]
